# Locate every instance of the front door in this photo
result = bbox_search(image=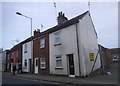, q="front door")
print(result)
[68,54,75,76]
[28,59,32,72]
[34,58,38,74]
